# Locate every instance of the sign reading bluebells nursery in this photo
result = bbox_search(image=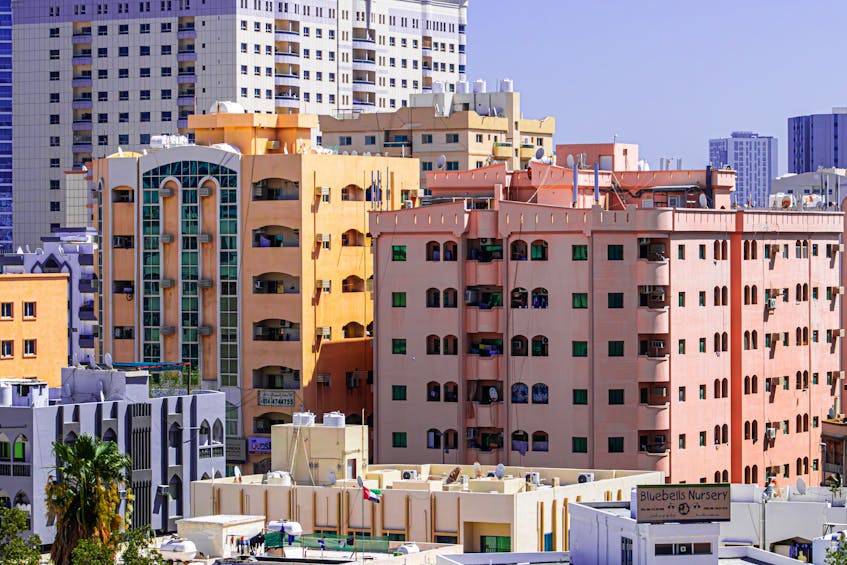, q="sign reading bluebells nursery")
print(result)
[636,484,731,524]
